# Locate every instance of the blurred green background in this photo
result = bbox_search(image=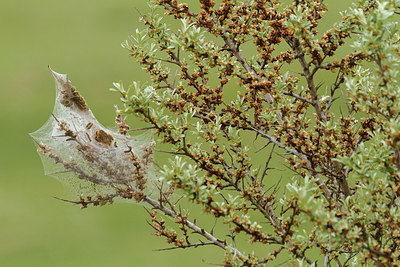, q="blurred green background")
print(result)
[0,0,351,266]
